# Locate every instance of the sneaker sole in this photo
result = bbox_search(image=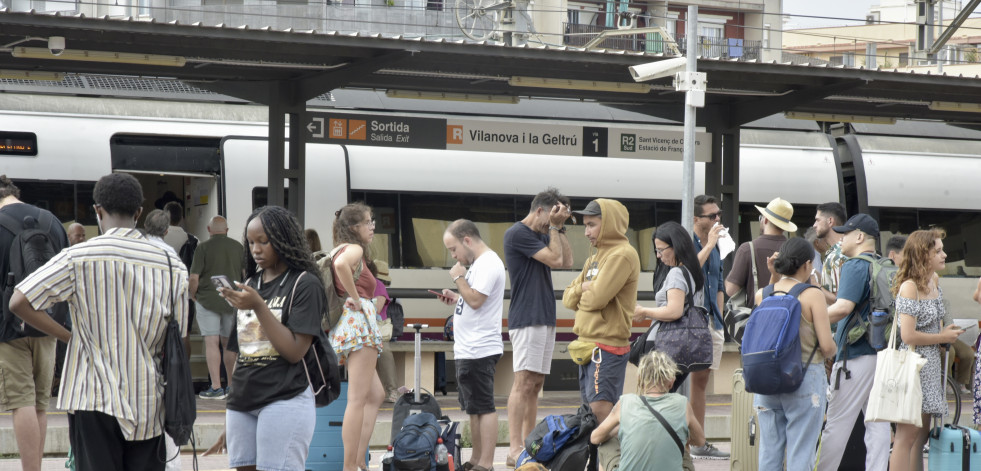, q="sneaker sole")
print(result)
[691,455,729,460]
